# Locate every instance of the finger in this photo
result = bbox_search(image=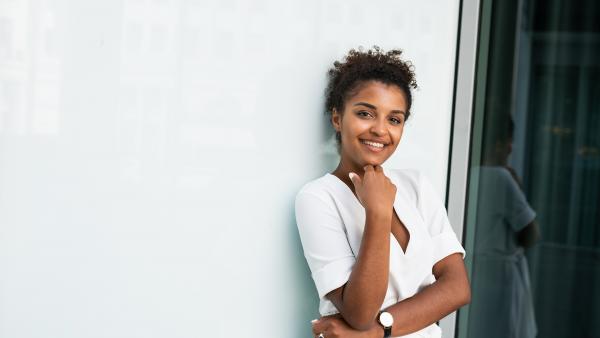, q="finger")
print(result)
[364,165,374,172]
[374,165,383,172]
[314,332,327,338]
[312,318,328,334]
[311,319,320,335]
[311,318,329,336]
[348,172,361,187]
